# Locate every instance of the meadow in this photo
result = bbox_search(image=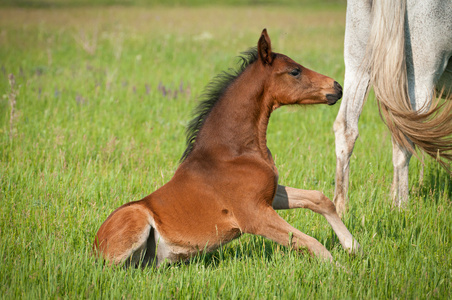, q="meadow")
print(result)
[0,1,451,298]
